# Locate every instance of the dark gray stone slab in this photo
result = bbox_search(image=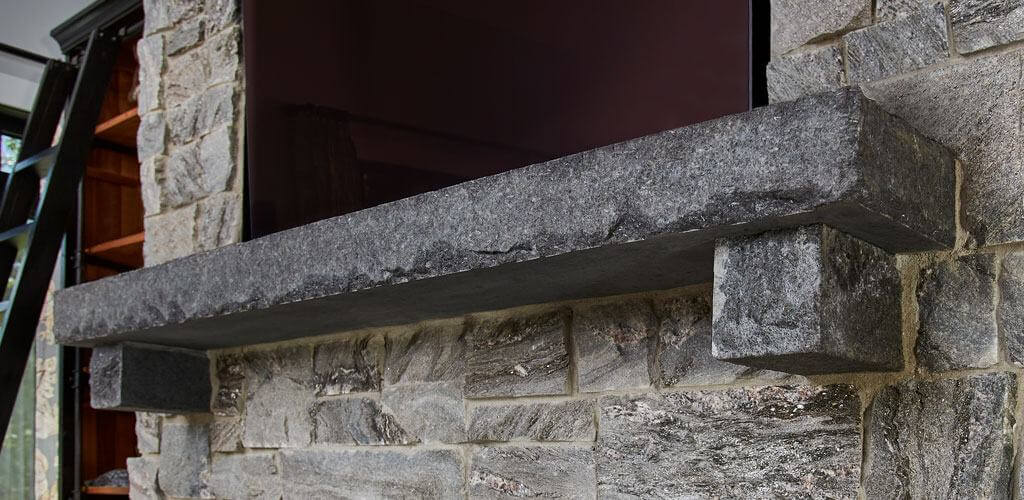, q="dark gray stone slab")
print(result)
[384,324,465,384]
[89,343,210,413]
[598,385,861,498]
[766,44,845,103]
[158,420,211,498]
[653,292,799,386]
[915,253,999,371]
[55,88,955,351]
[465,311,569,398]
[211,352,243,416]
[312,334,383,396]
[279,448,464,498]
[381,382,466,444]
[770,0,872,55]
[574,300,656,392]
[241,346,315,448]
[712,224,902,374]
[844,2,949,83]
[127,456,161,500]
[209,453,280,500]
[950,0,1024,53]
[1000,252,1024,366]
[466,400,595,442]
[862,49,1024,246]
[311,397,416,445]
[863,372,1016,499]
[468,446,596,499]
